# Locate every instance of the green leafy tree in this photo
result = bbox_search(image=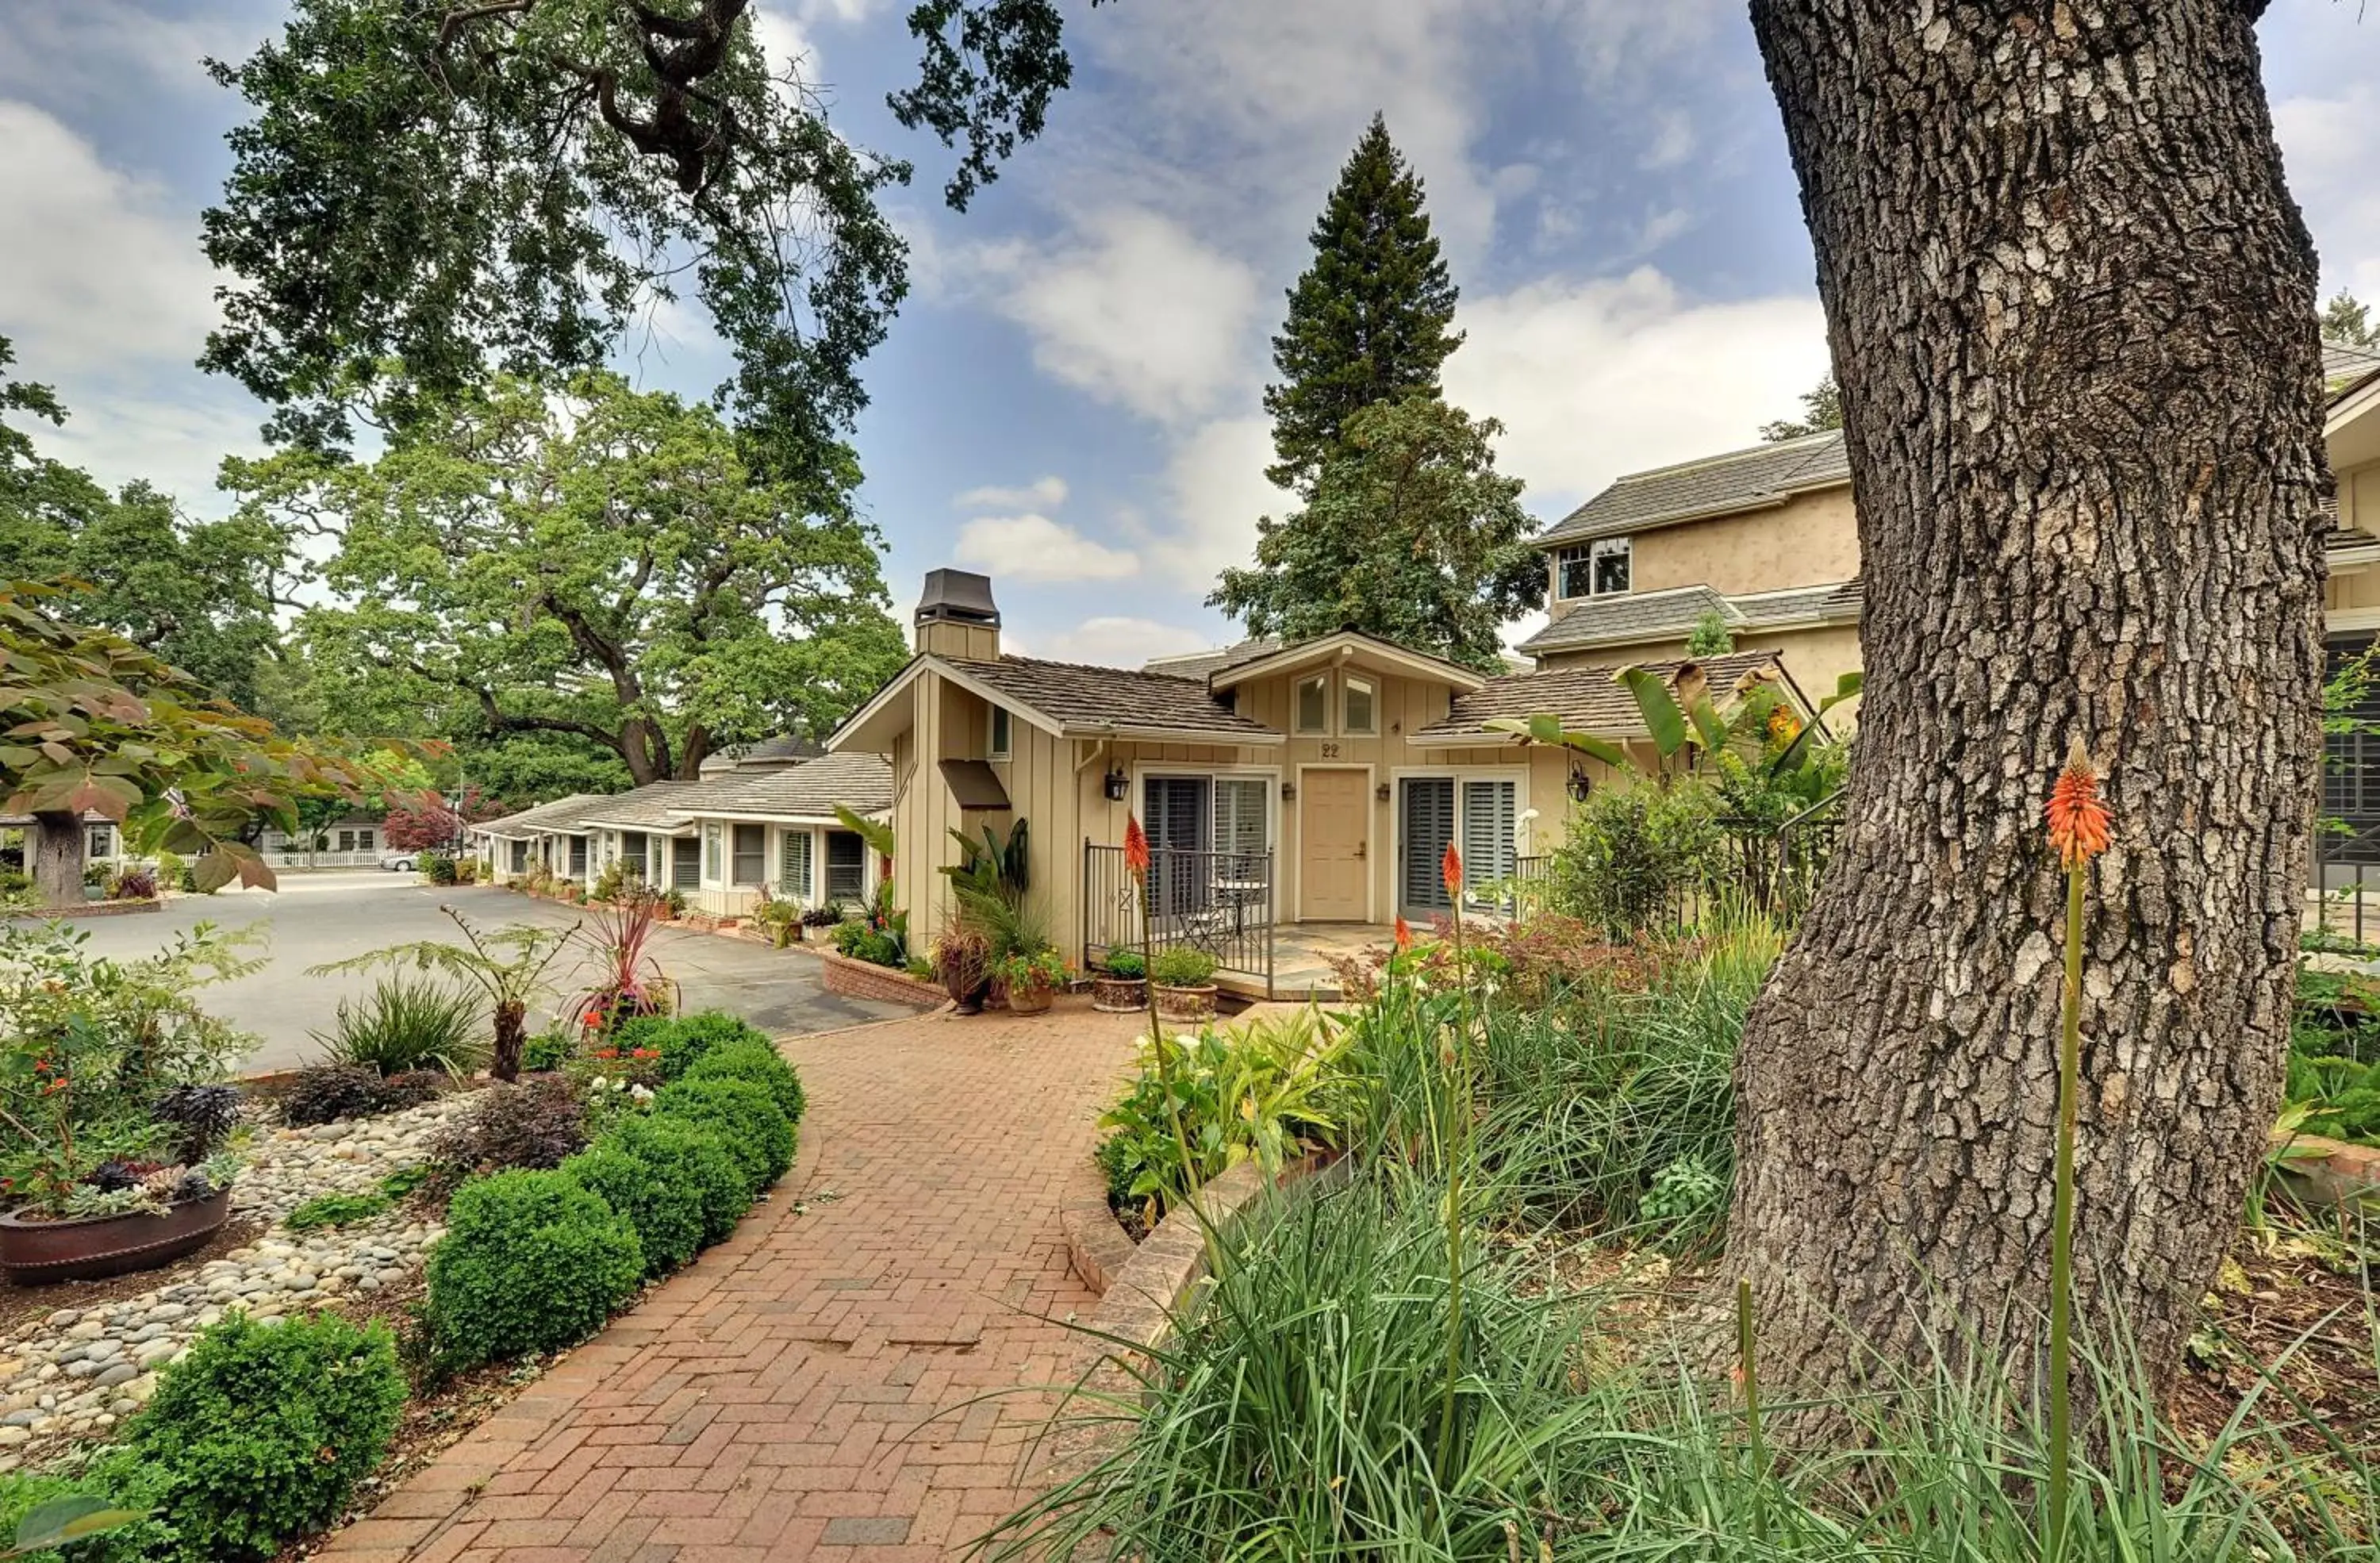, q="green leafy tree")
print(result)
[1685,609,1736,657]
[225,373,905,785]
[0,583,373,905]
[1262,115,1463,495]
[2320,289,2376,348]
[0,337,288,705]
[1758,371,1842,442]
[1211,397,1540,670]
